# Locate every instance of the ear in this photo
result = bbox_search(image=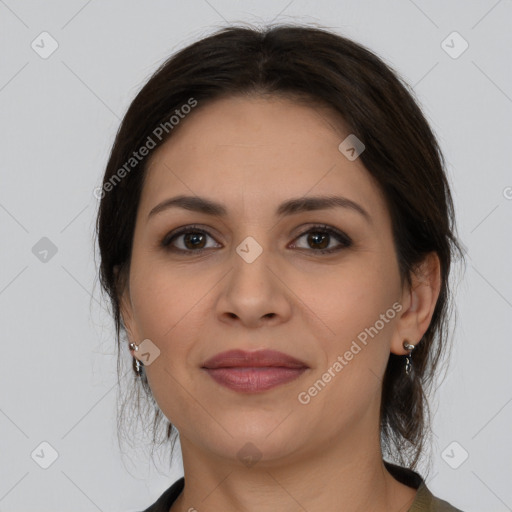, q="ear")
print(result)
[390,252,442,355]
[115,265,142,360]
